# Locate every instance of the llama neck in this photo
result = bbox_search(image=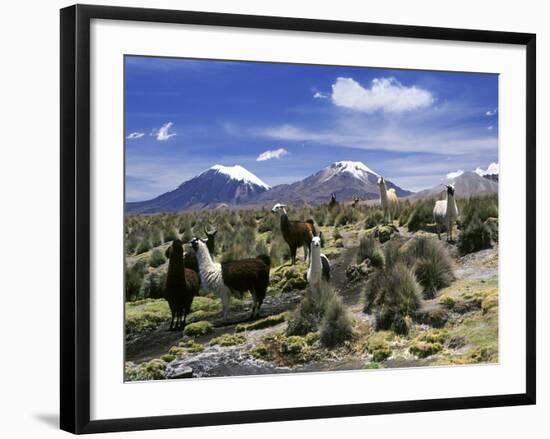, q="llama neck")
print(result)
[446,193,458,217]
[195,242,215,272]
[379,184,388,204]
[310,246,321,275]
[167,254,186,286]
[280,210,289,228]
